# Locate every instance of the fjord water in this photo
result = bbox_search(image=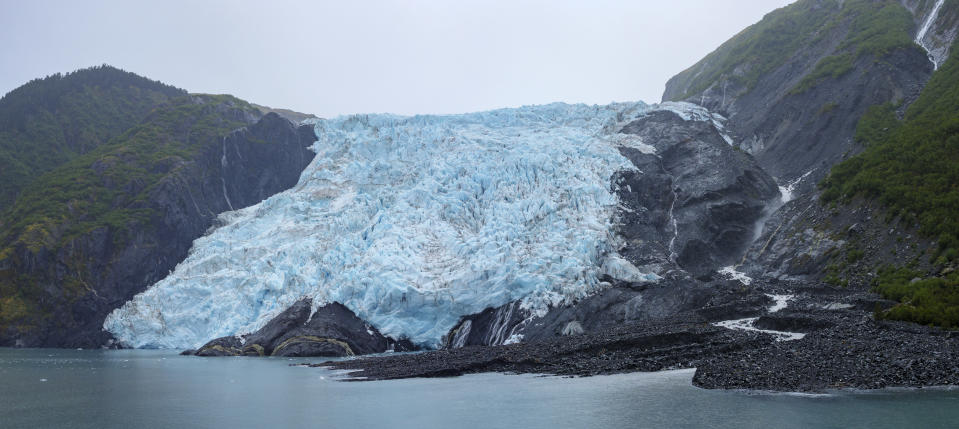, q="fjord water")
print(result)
[2,349,958,428]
